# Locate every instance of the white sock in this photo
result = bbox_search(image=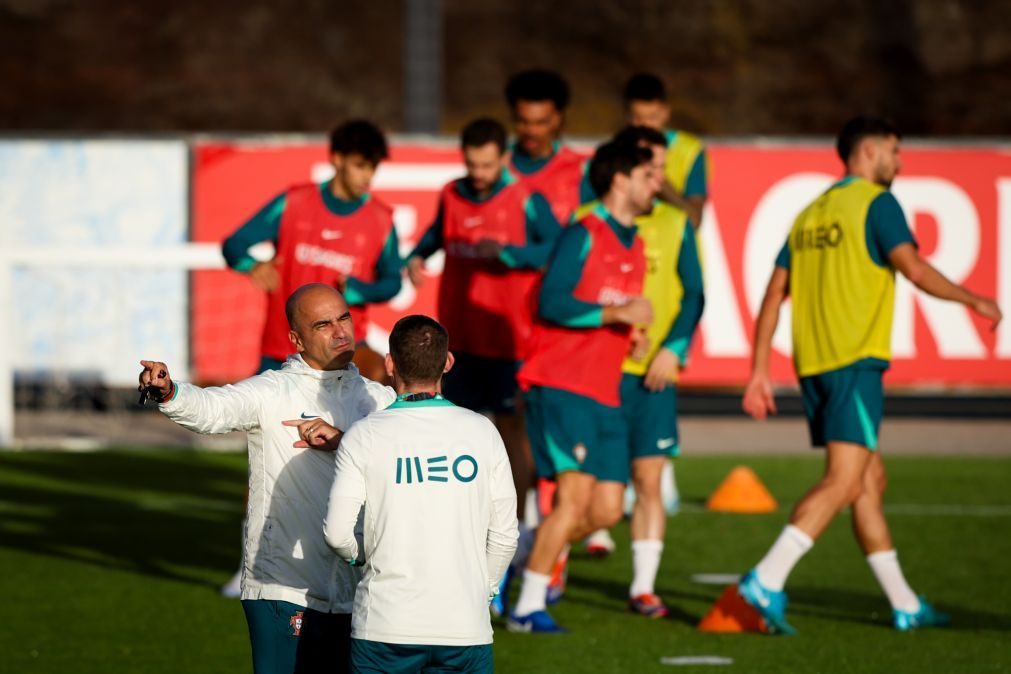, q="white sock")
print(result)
[513,570,550,617]
[755,524,814,591]
[867,550,921,613]
[512,524,535,570]
[629,539,664,597]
